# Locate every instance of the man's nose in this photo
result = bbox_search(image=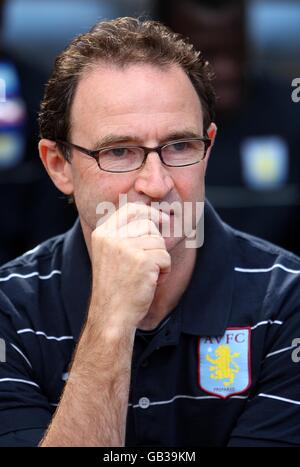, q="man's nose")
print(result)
[133,151,174,199]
